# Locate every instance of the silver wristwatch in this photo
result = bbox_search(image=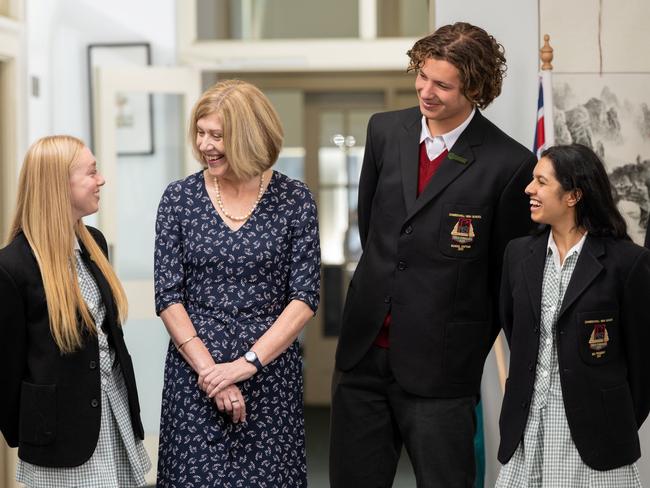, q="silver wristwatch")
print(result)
[244,350,263,372]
